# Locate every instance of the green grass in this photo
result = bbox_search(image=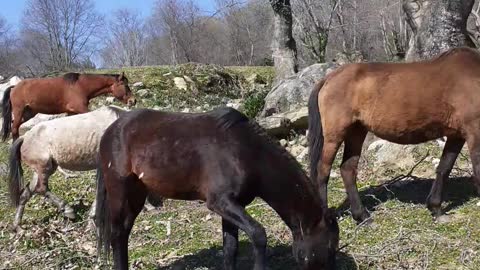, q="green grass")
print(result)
[1,138,480,269]
[2,65,480,269]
